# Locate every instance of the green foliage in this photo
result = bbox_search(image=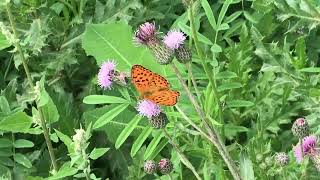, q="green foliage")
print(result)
[1,0,320,179]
